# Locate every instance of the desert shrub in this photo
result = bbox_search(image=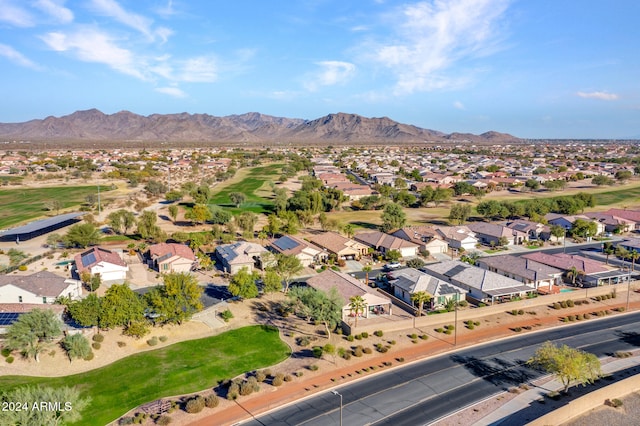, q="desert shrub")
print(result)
[397,357,405,362]
[1,347,11,357]
[92,342,101,350]
[513,327,522,332]
[18,265,27,271]
[444,330,452,335]
[255,370,267,382]
[159,336,168,342]
[272,375,284,387]
[617,307,626,312]
[614,351,632,358]
[297,336,311,347]
[458,300,468,307]
[240,377,259,396]
[294,371,304,377]
[567,299,574,307]
[185,396,205,413]
[118,416,134,425]
[227,382,239,400]
[220,309,234,322]
[353,346,364,357]
[518,309,524,315]
[312,346,323,358]
[568,315,575,321]
[584,313,591,319]
[347,335,354,342]
[363,347,372,354]
[446,324,455,330]
[435,328,443,333]
[478,302,486,307]
[117,341,126,347]
[511,309,518,316]
[552,302,561,310]
[92,334,104,343]
[308,364,319,371]
[560,301,567,308]
[389,340,396,345]
[607,398,623,408]
[355,334,362,340]
[595,296,602,301]
[147,337,159,346]
[361,332,369,338]
[419,334,428,340]
[474,321,480,326]
[284,374,293,382]
[374,330,383,337]
[156,415,172,425]
[84,352,94,361]
[409,333,418,339]
[204,394,219,408]
[378,346,389,353]
[6,356,14,363]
